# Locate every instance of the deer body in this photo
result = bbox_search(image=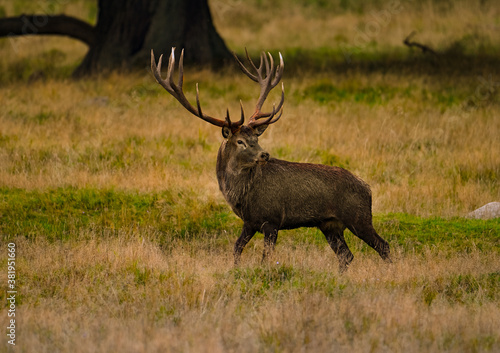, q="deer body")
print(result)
[151,48,391,272]
[216,126,390,270]
[218,154,370,230]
